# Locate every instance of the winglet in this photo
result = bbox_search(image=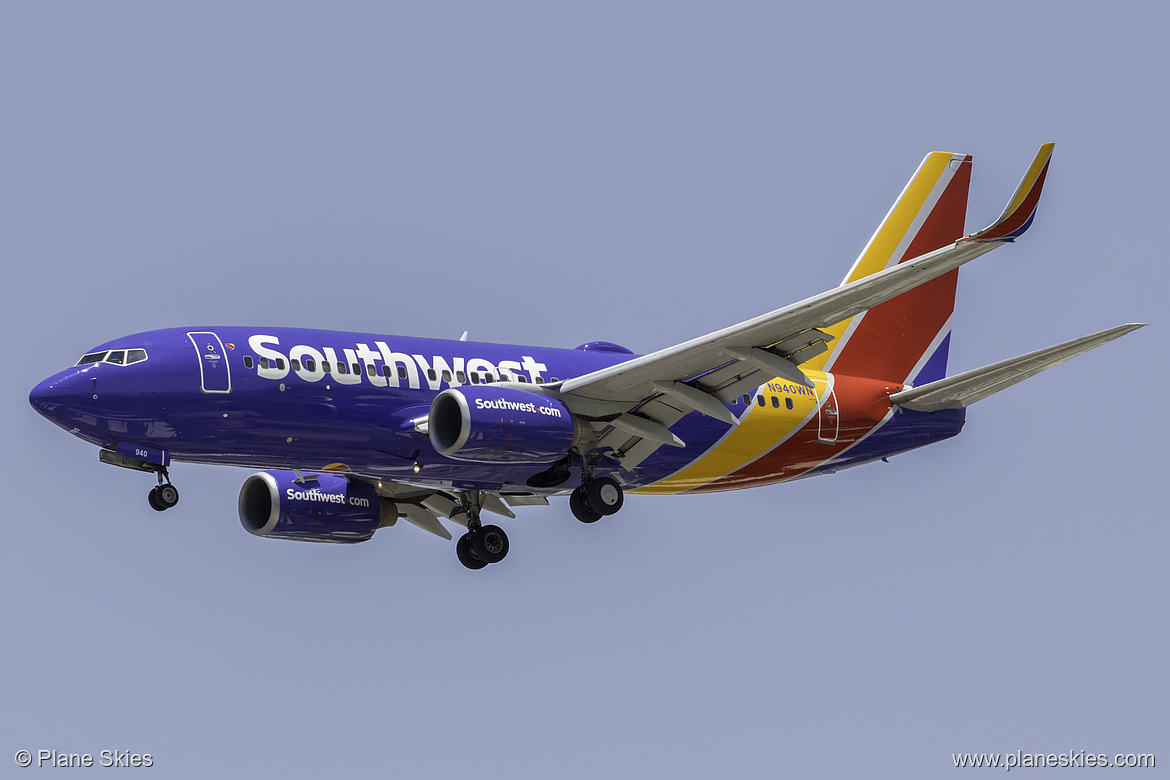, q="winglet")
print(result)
[968,142,1055,243]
